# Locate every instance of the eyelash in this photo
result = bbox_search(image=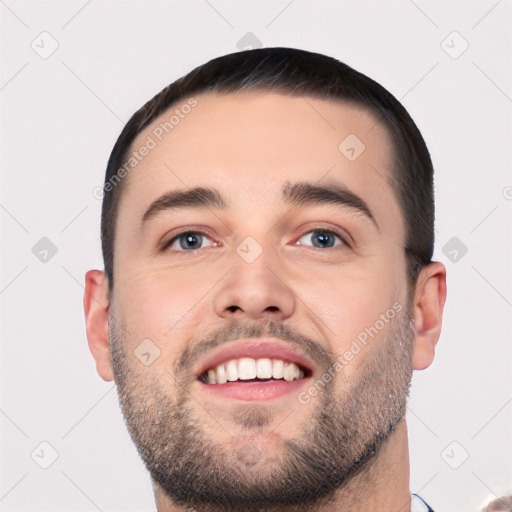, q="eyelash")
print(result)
[162,228,350,252]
